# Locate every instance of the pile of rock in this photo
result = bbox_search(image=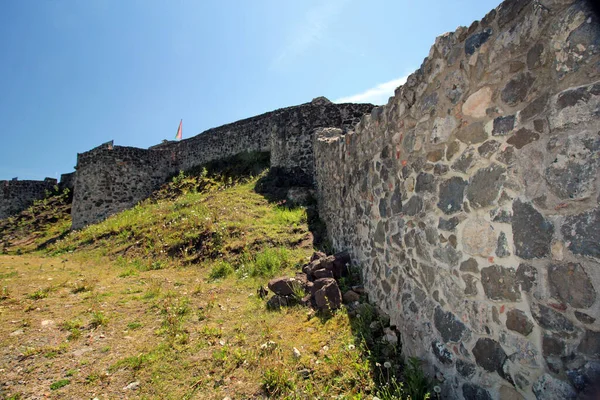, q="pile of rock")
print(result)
[264,251,363,312]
